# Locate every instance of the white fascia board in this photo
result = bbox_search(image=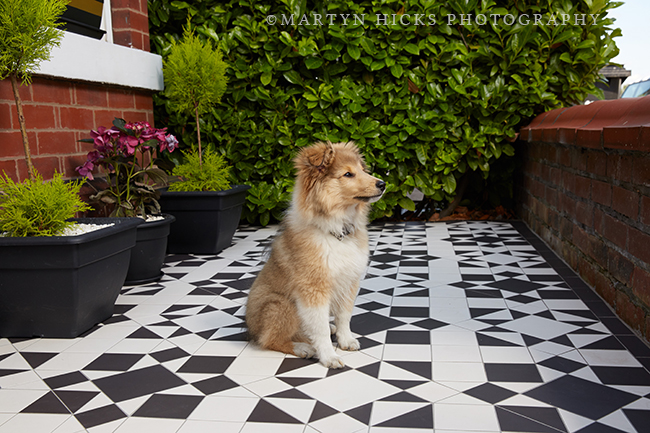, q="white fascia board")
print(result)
[35,31,164,92]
